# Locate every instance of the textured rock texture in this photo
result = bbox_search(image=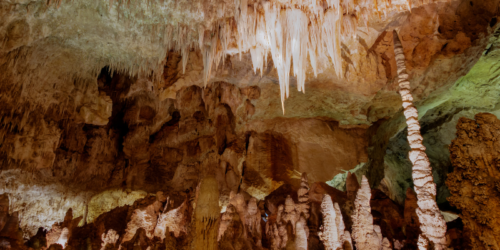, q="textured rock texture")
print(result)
[319,194,350,250]
[447,113,500,249]
[393,30,447,249]
[352,176,382,249]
